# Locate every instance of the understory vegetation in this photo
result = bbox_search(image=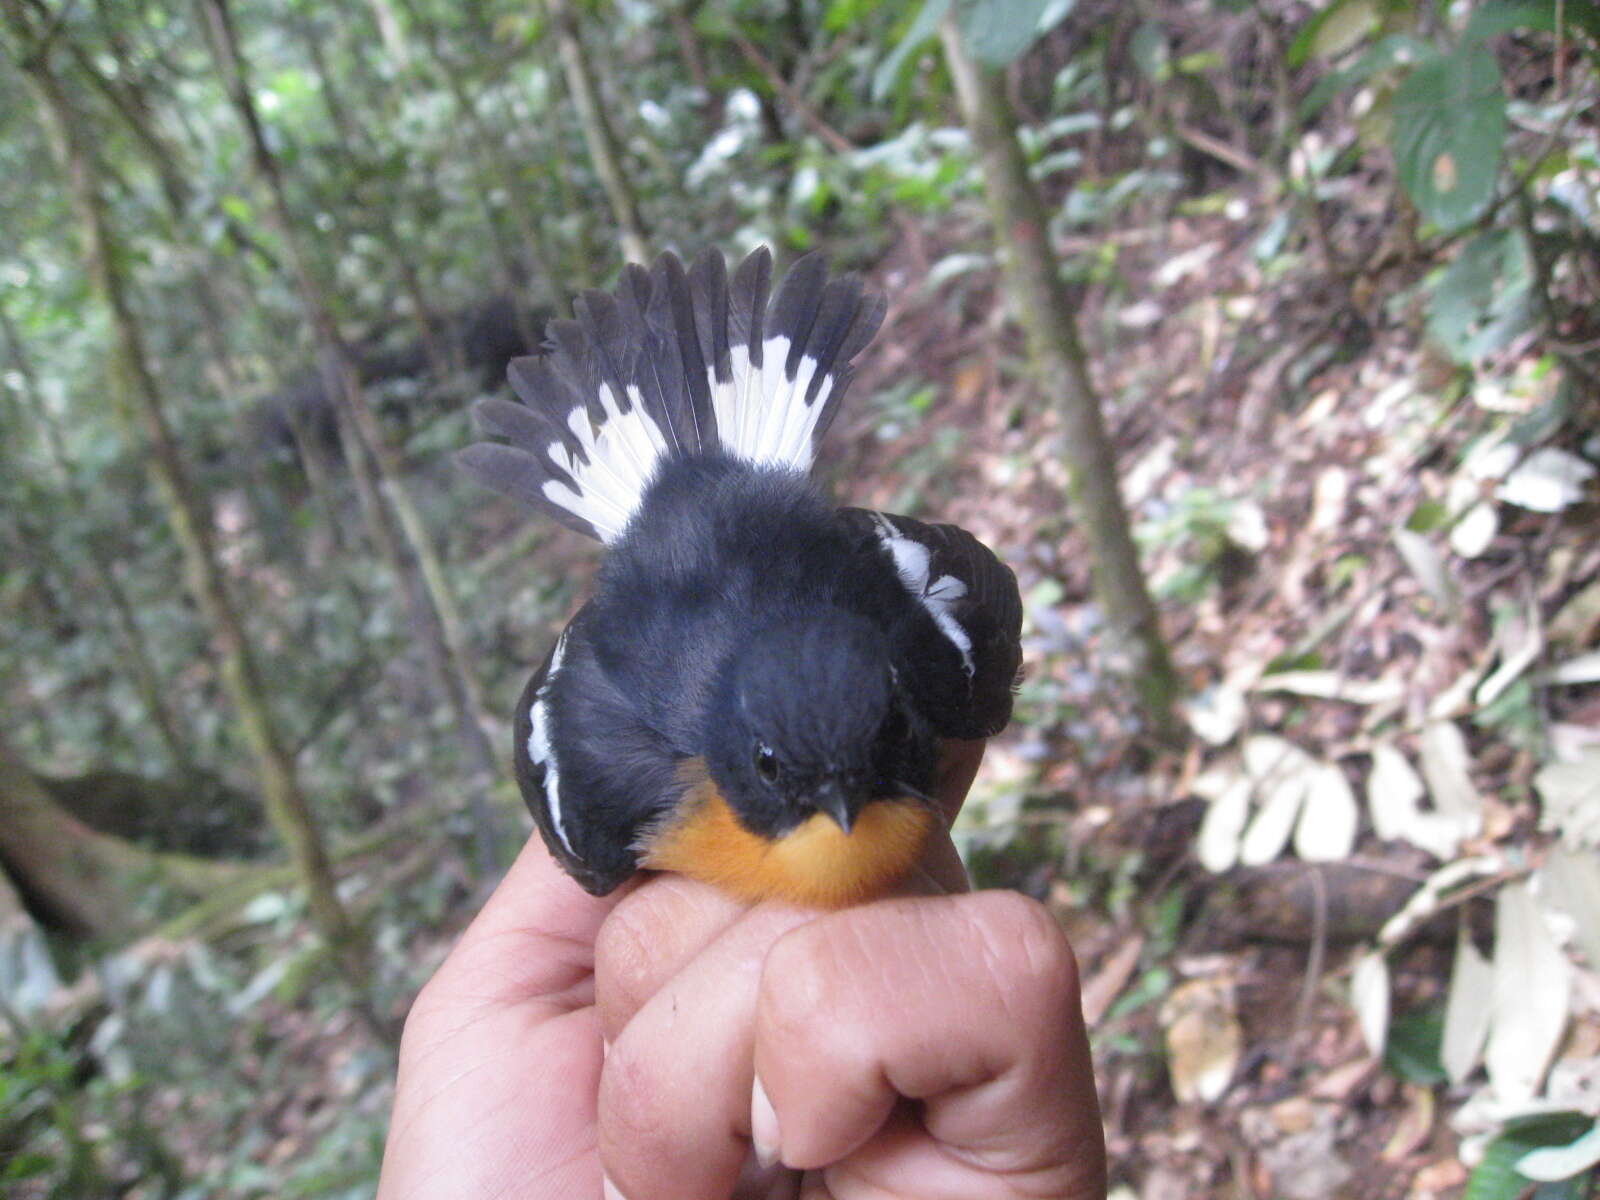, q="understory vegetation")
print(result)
[1,0,1597,1196]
